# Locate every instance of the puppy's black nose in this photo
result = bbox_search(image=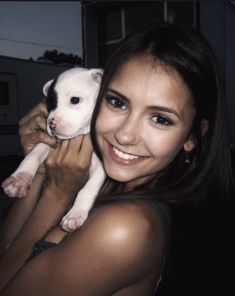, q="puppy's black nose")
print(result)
[49,118,56,131]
